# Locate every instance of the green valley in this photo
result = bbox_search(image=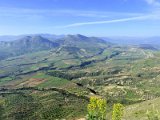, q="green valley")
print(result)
[0,34,160,120]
